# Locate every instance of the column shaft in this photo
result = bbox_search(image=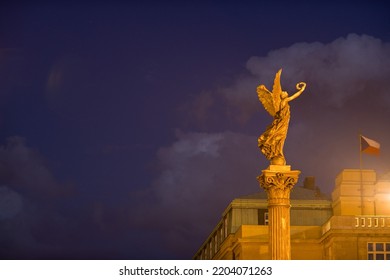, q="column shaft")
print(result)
[257,166,300,260]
